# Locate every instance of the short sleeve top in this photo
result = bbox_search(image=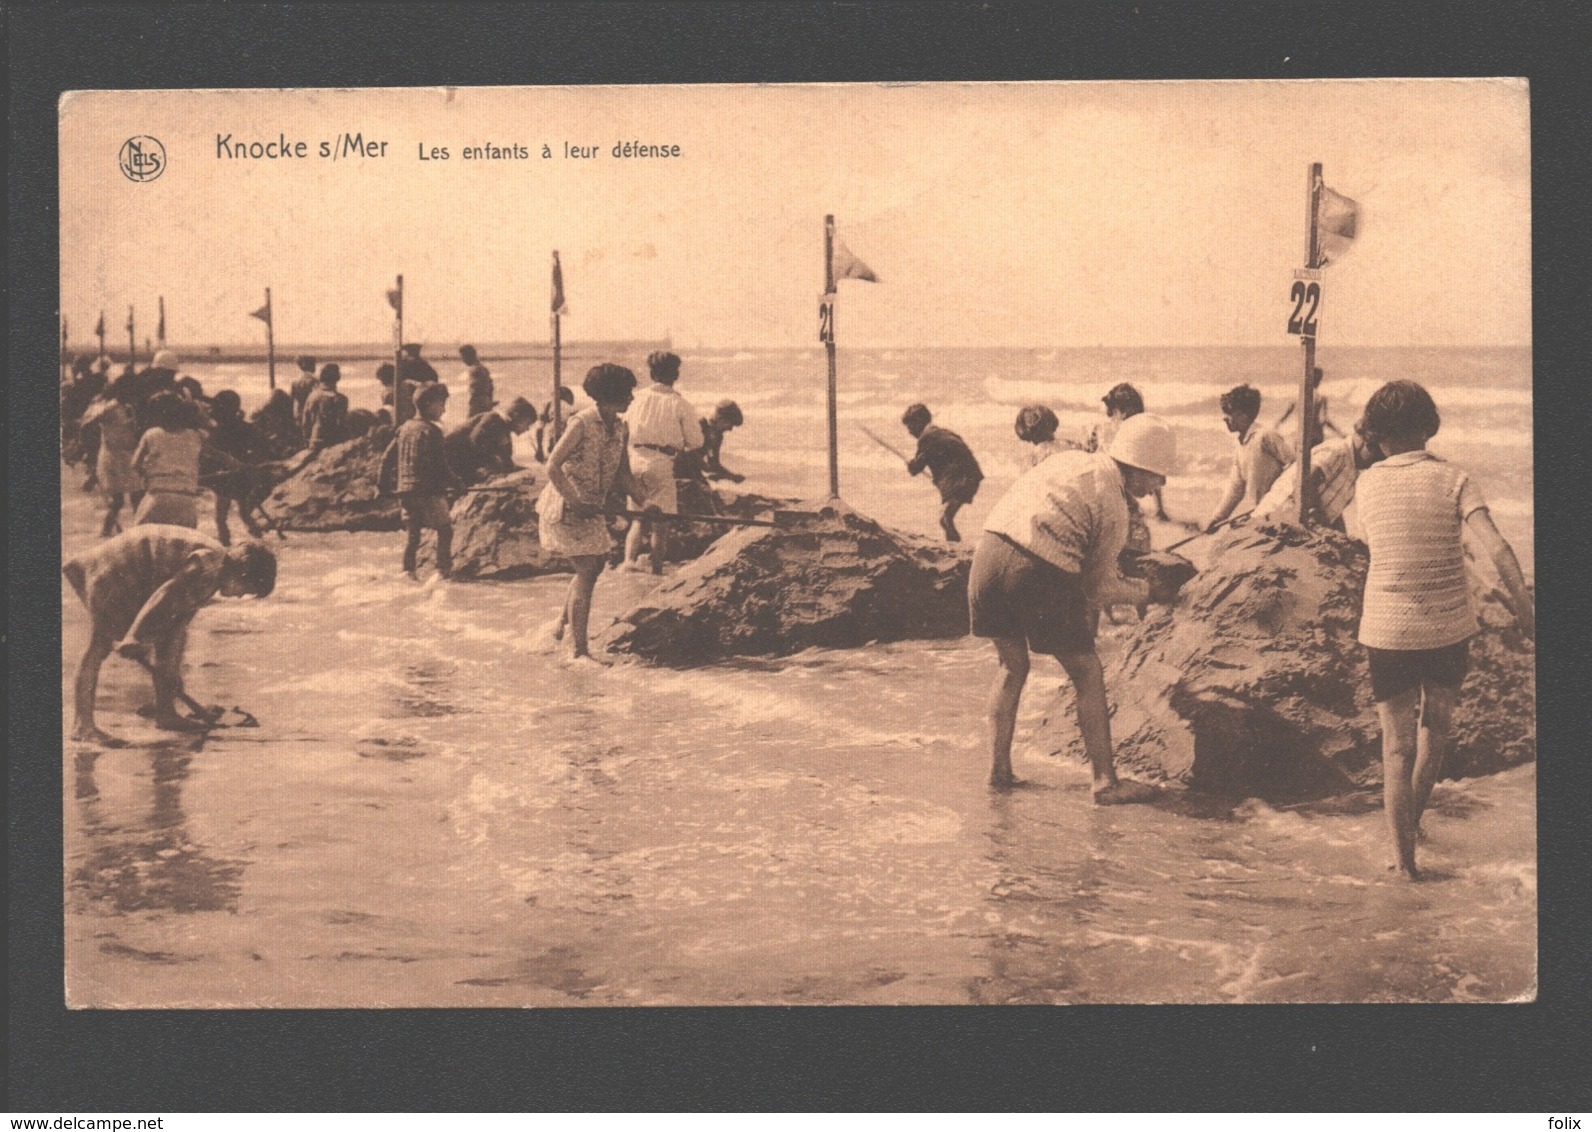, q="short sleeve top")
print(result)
[1355,450,1489,650]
